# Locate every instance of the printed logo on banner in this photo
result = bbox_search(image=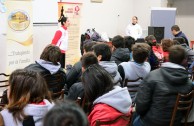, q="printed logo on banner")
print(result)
[8,10,30,31]
[74,6,80,15]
